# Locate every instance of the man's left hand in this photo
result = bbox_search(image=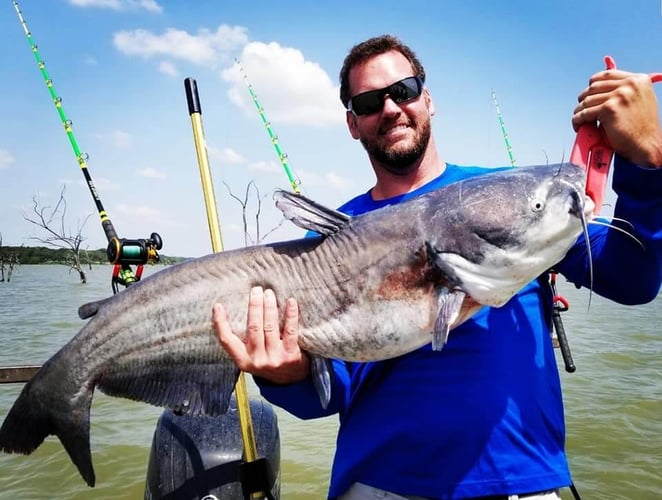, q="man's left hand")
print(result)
[573,69,662,168]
